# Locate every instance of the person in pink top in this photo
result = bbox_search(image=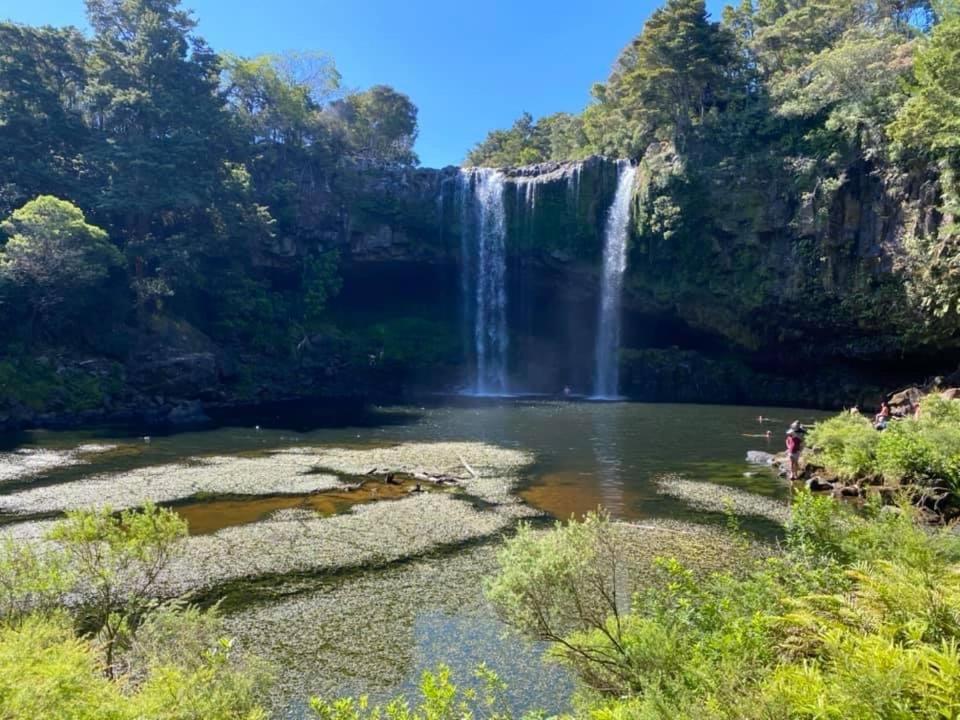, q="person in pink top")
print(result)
[785,420,806,480]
